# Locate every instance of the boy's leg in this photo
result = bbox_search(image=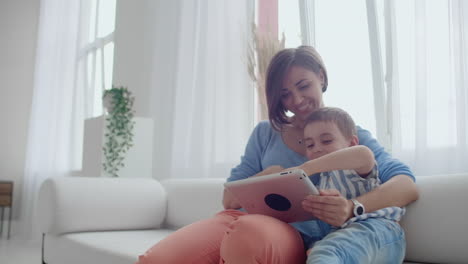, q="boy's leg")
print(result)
[306,218,405,264]
[220,214,306,264]
[136,209,246,264]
